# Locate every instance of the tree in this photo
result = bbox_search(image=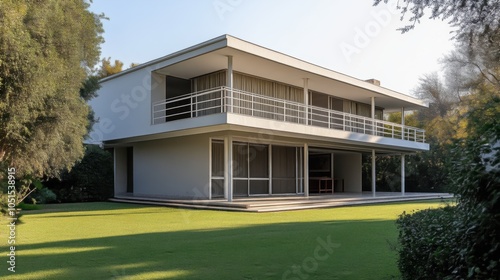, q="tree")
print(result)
[373,0,500,40]
[0,1,104,181]
[99,57,124,78]
[373,1,500,278]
